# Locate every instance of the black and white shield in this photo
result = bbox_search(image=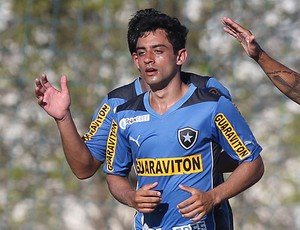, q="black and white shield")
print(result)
[178,127,198,150]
